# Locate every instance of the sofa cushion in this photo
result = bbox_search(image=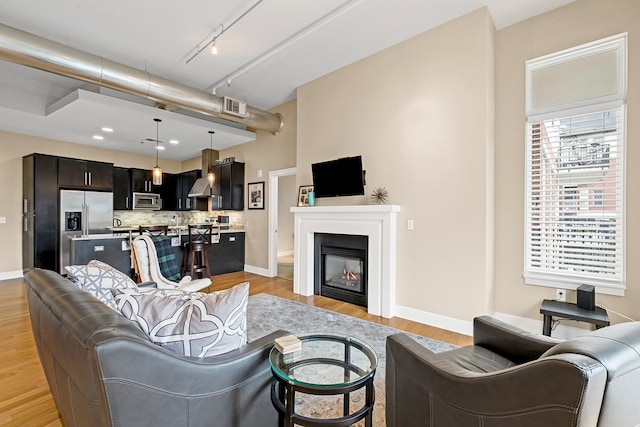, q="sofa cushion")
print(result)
[112,282,249,357]
[65,262,138,309]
